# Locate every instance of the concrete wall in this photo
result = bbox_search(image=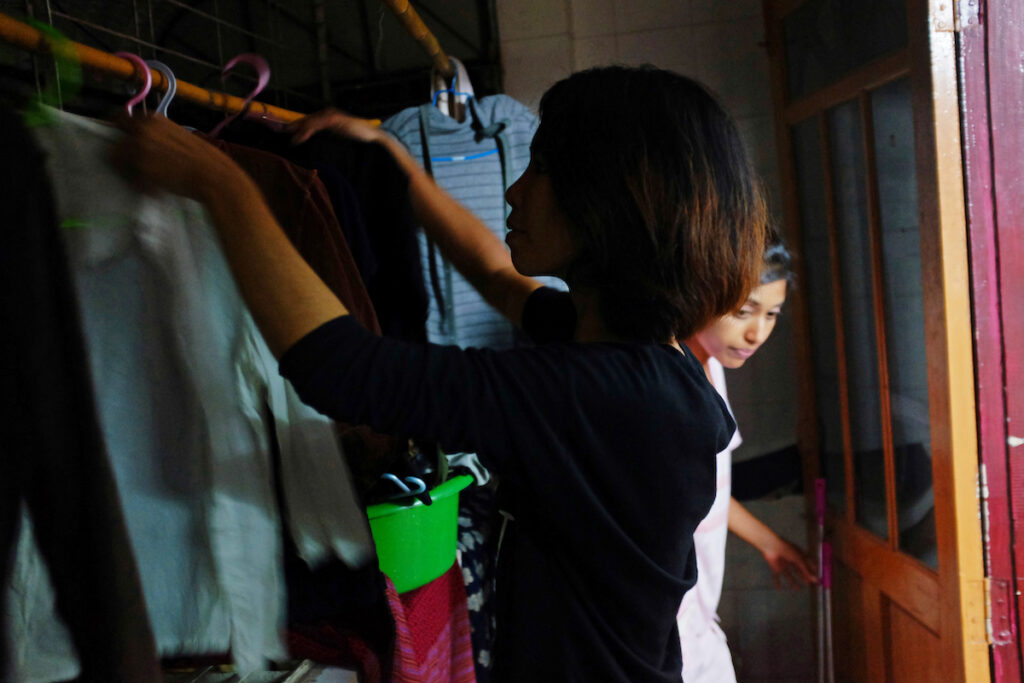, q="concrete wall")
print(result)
[494,1,815,678]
